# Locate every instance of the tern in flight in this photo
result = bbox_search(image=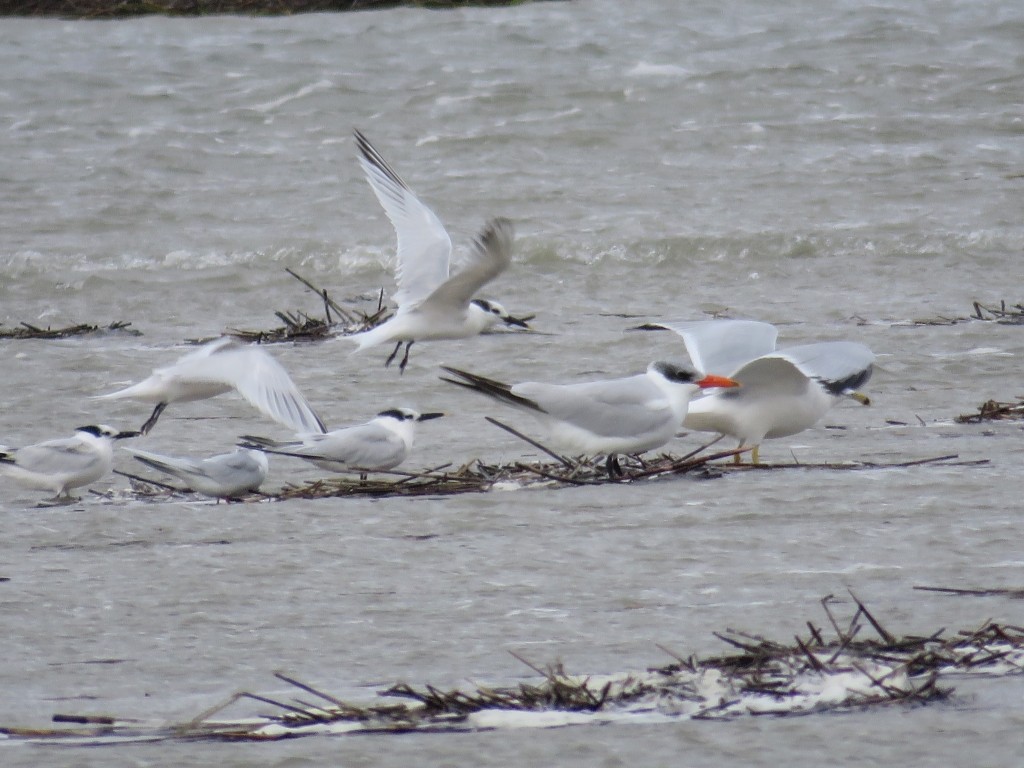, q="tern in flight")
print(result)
[641,319,874,464]
[350,130,529,373]
[0,424,139,501]
[441,362,738,476]
[96,336,326,436]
